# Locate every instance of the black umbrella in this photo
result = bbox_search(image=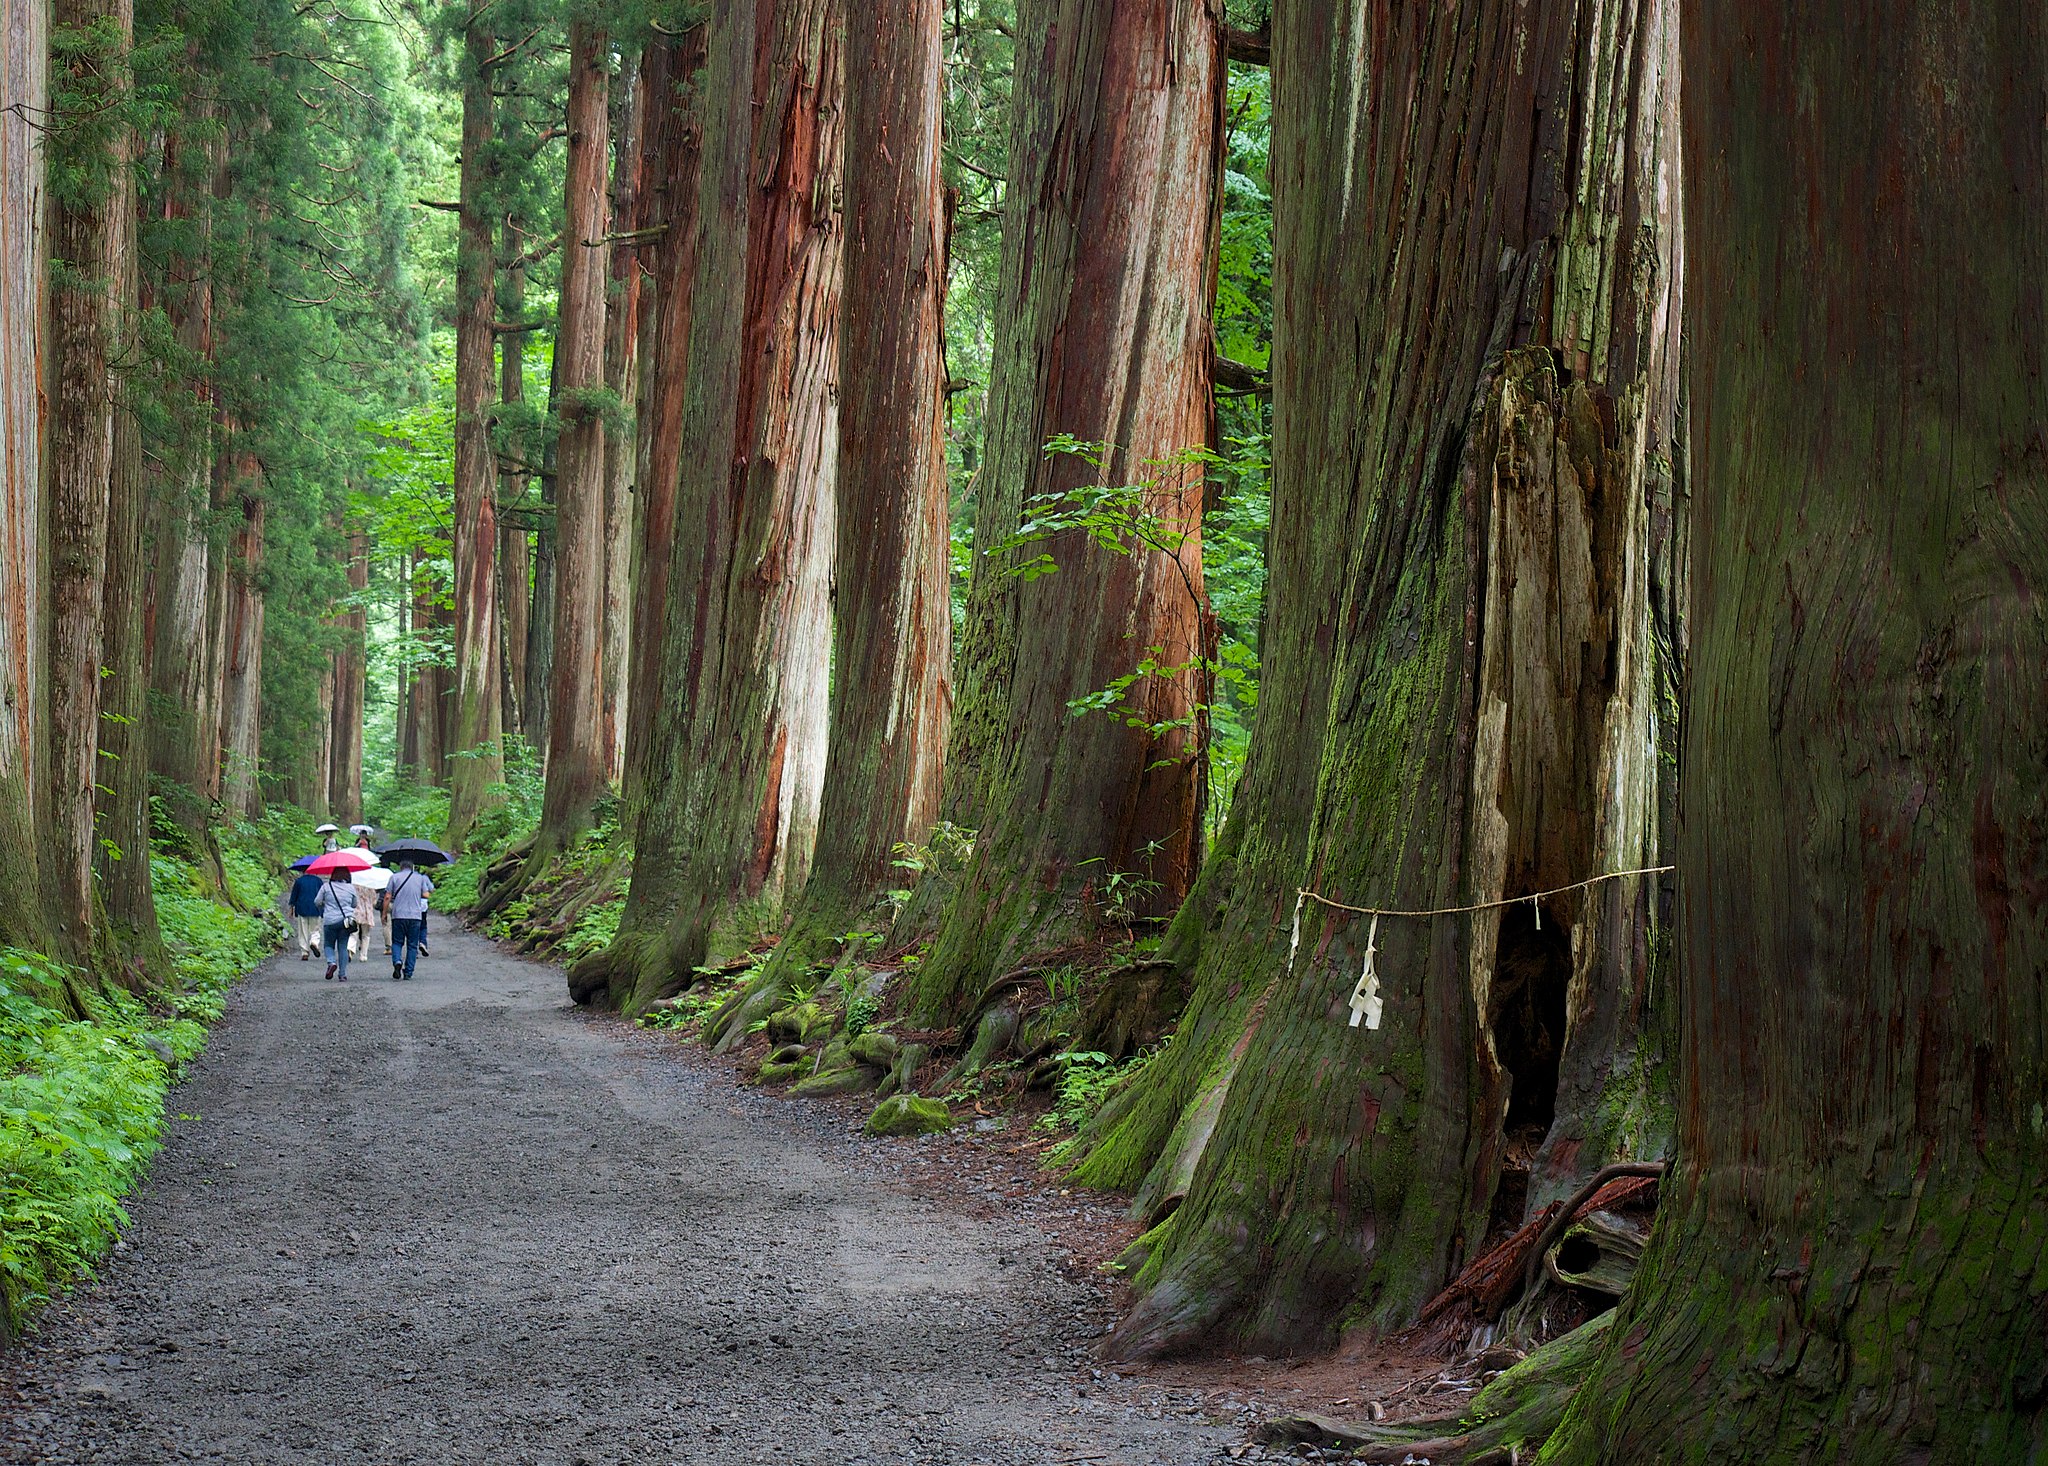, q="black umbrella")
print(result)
[374,838,454,867]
